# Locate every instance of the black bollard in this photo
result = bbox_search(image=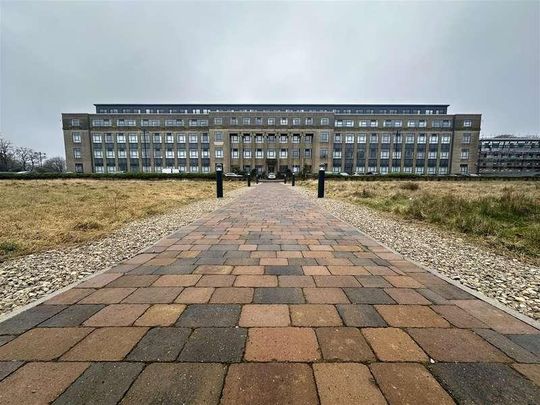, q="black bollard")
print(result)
[317,168,325,198]
[284,175,287,184]
[216,168,223,198]
[292,174,295,186]
[247,175,251,187]
[256,175,259,184]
